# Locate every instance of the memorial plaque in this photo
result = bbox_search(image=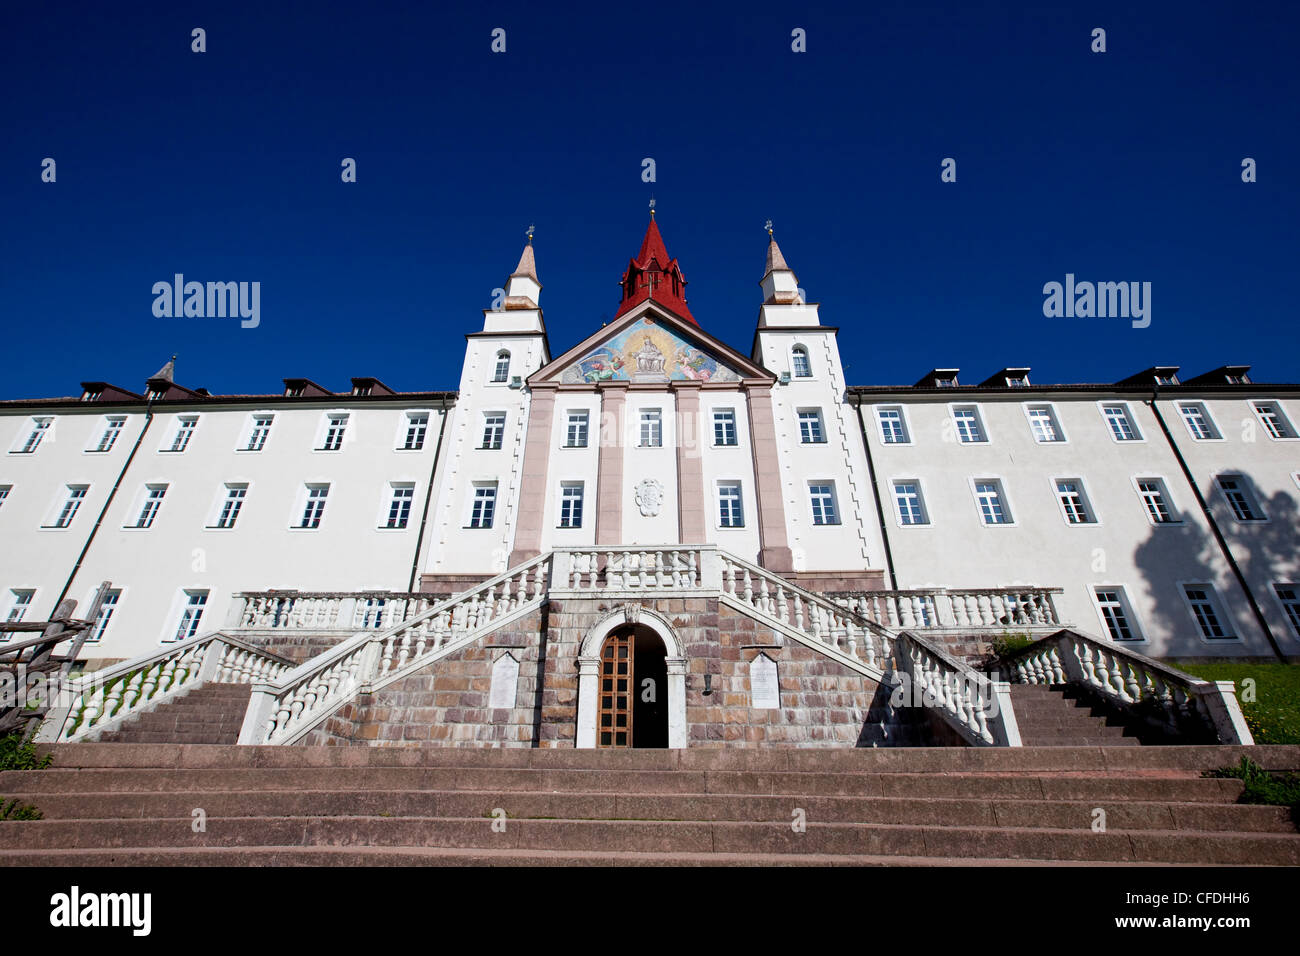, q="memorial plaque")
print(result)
[749,654,779,709]
[489,653,520,711]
